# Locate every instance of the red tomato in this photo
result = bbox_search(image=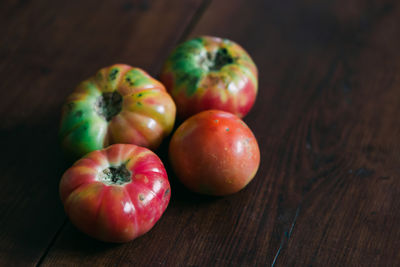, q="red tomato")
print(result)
[169,110,260,196]
[59,144,171,243]
[160,36,258,120]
